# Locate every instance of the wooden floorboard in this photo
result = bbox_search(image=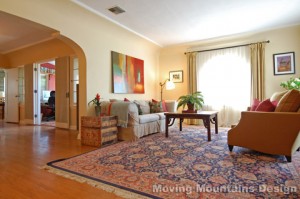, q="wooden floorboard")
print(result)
[0,121,123,199]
